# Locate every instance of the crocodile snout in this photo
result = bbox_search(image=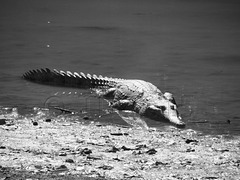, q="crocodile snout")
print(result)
[168,116,185,128]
